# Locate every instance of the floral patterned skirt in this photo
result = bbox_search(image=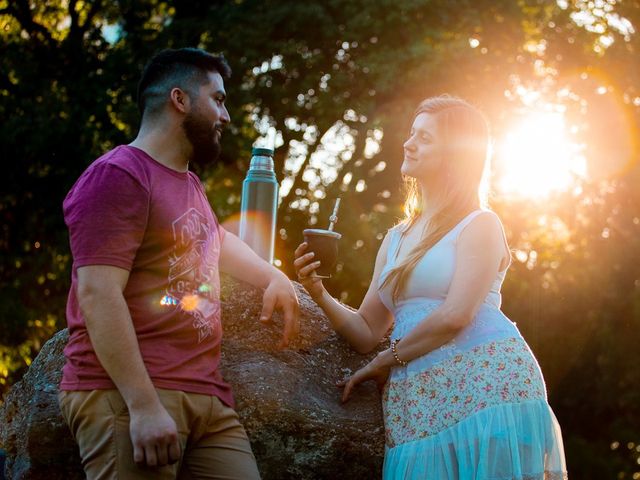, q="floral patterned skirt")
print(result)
[382,337,567,479]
